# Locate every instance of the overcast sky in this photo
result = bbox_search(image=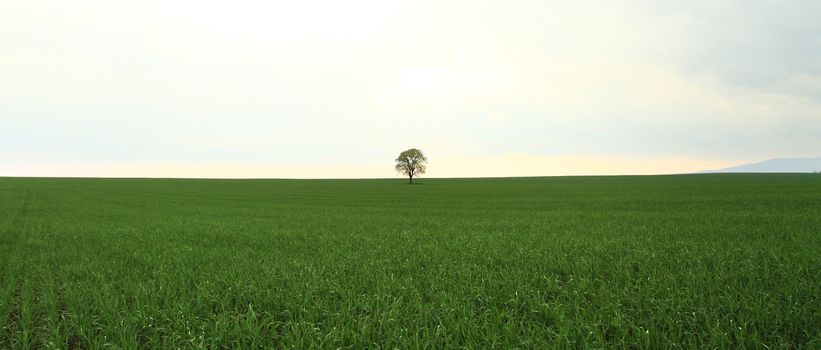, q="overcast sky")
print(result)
[2,0,820,178]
